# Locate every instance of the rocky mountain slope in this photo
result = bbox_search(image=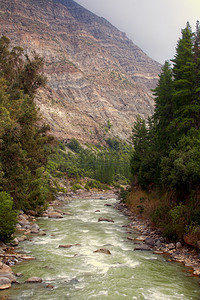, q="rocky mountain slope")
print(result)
[0,0,161,143]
